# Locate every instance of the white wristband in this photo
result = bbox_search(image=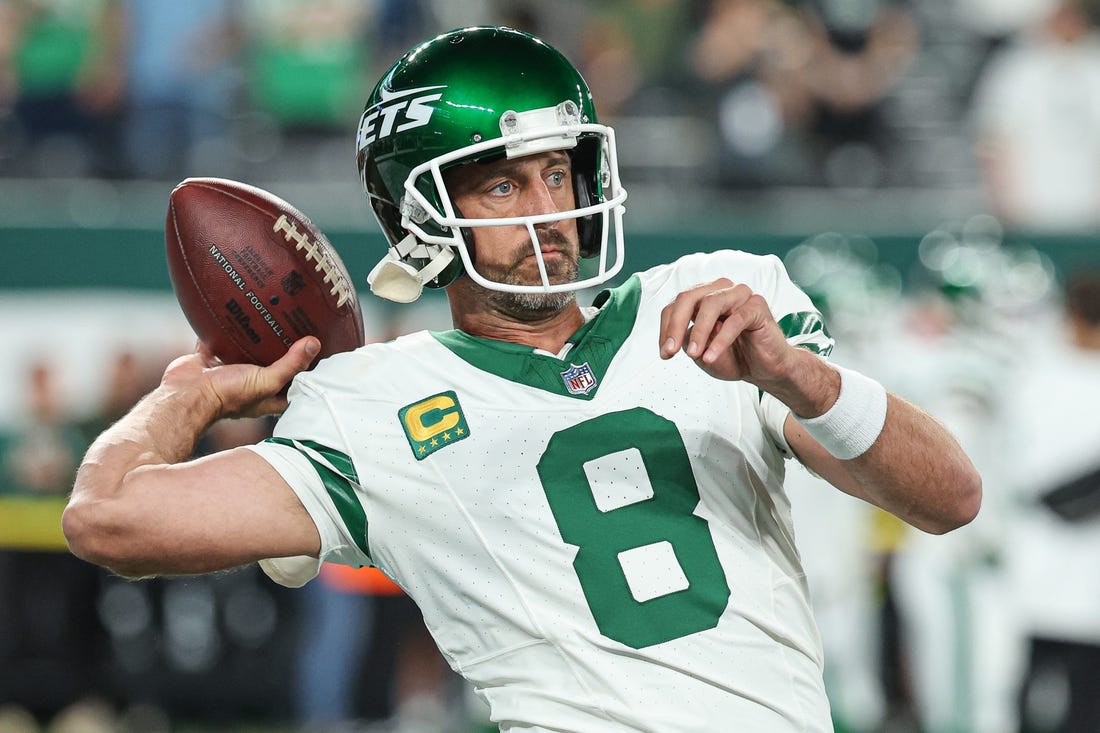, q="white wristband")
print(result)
[795,365,888,460]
